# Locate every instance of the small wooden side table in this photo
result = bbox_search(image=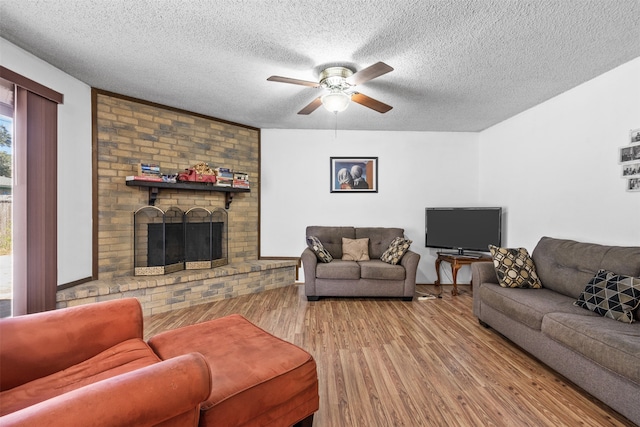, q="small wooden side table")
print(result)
[435,253,492,296]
